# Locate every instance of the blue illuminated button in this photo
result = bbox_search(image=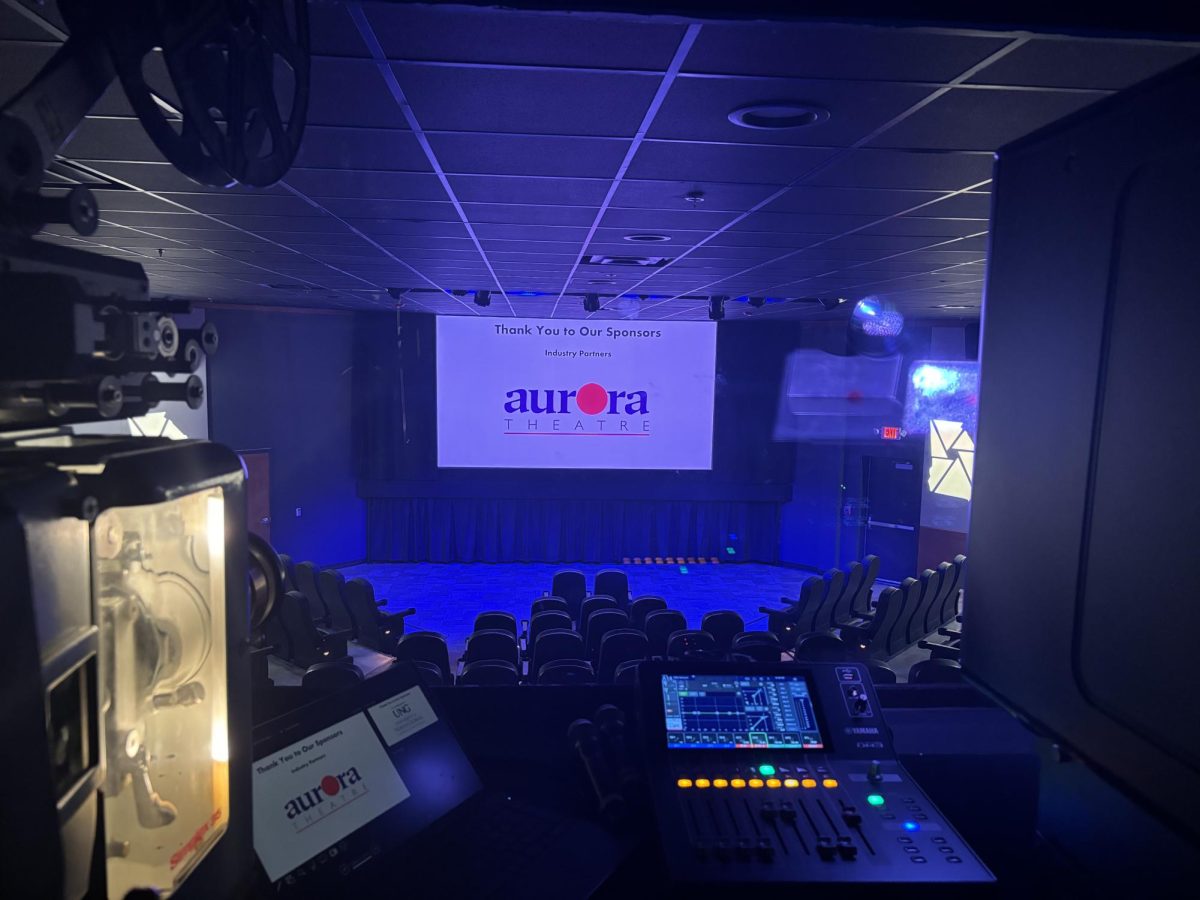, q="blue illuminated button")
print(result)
[903,821,920,832]
[758,765,776,776]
